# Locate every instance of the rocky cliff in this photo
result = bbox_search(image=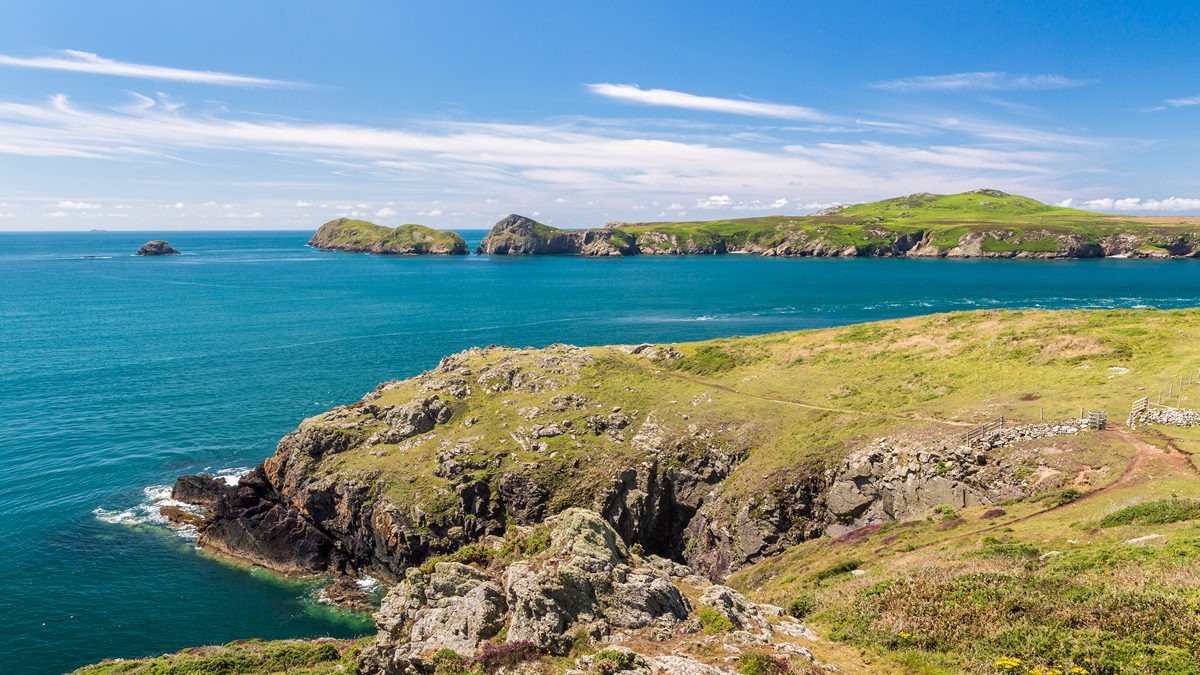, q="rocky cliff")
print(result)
[309,218,468,255]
